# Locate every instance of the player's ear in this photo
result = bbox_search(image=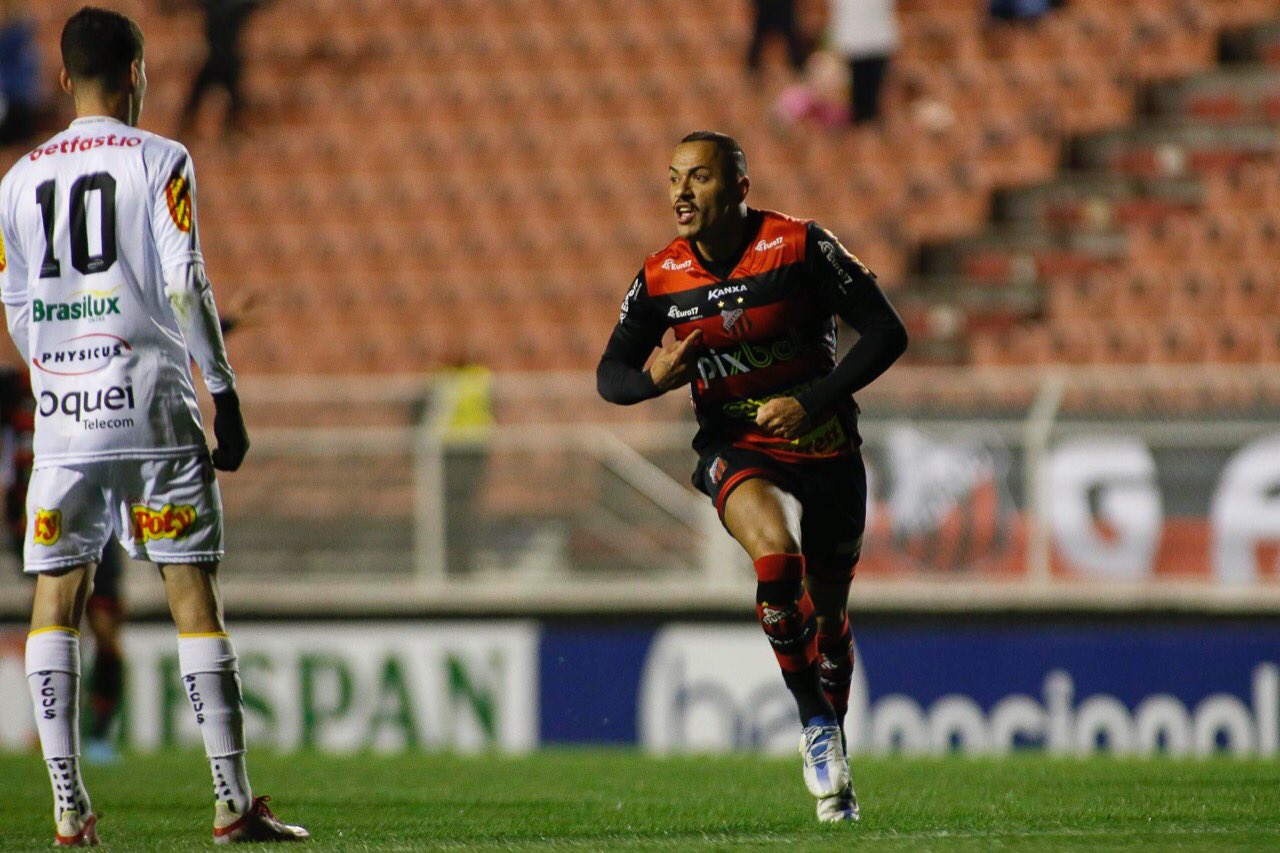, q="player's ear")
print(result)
[737,174,751,203]
[59,68,73,96]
